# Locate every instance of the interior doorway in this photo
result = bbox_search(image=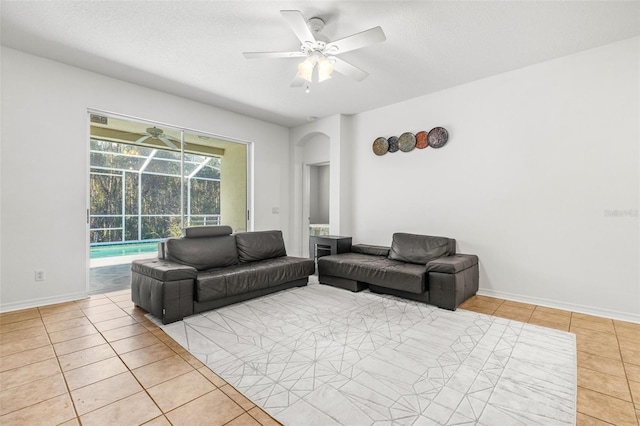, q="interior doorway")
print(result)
[303,162,330,258]
[309,164,330,236]
[87,112,250,295]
